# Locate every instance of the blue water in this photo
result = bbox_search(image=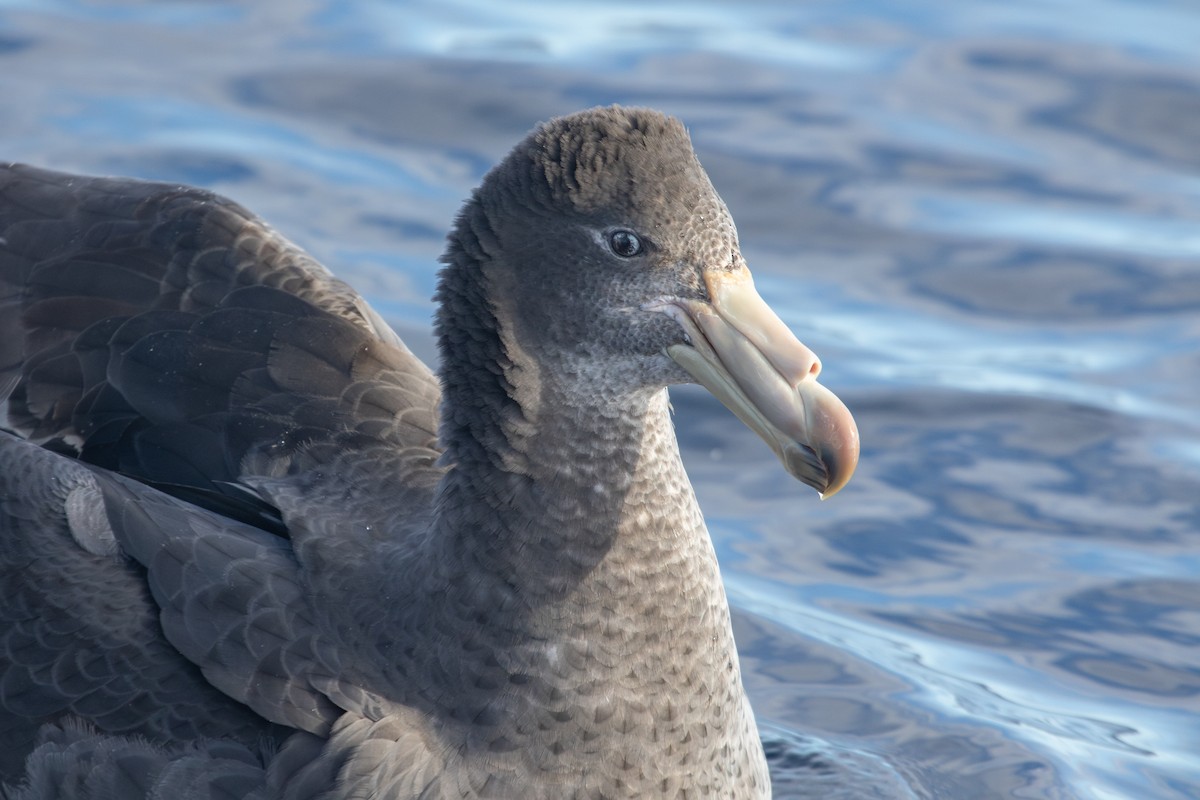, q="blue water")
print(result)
[2,1,1198,797]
